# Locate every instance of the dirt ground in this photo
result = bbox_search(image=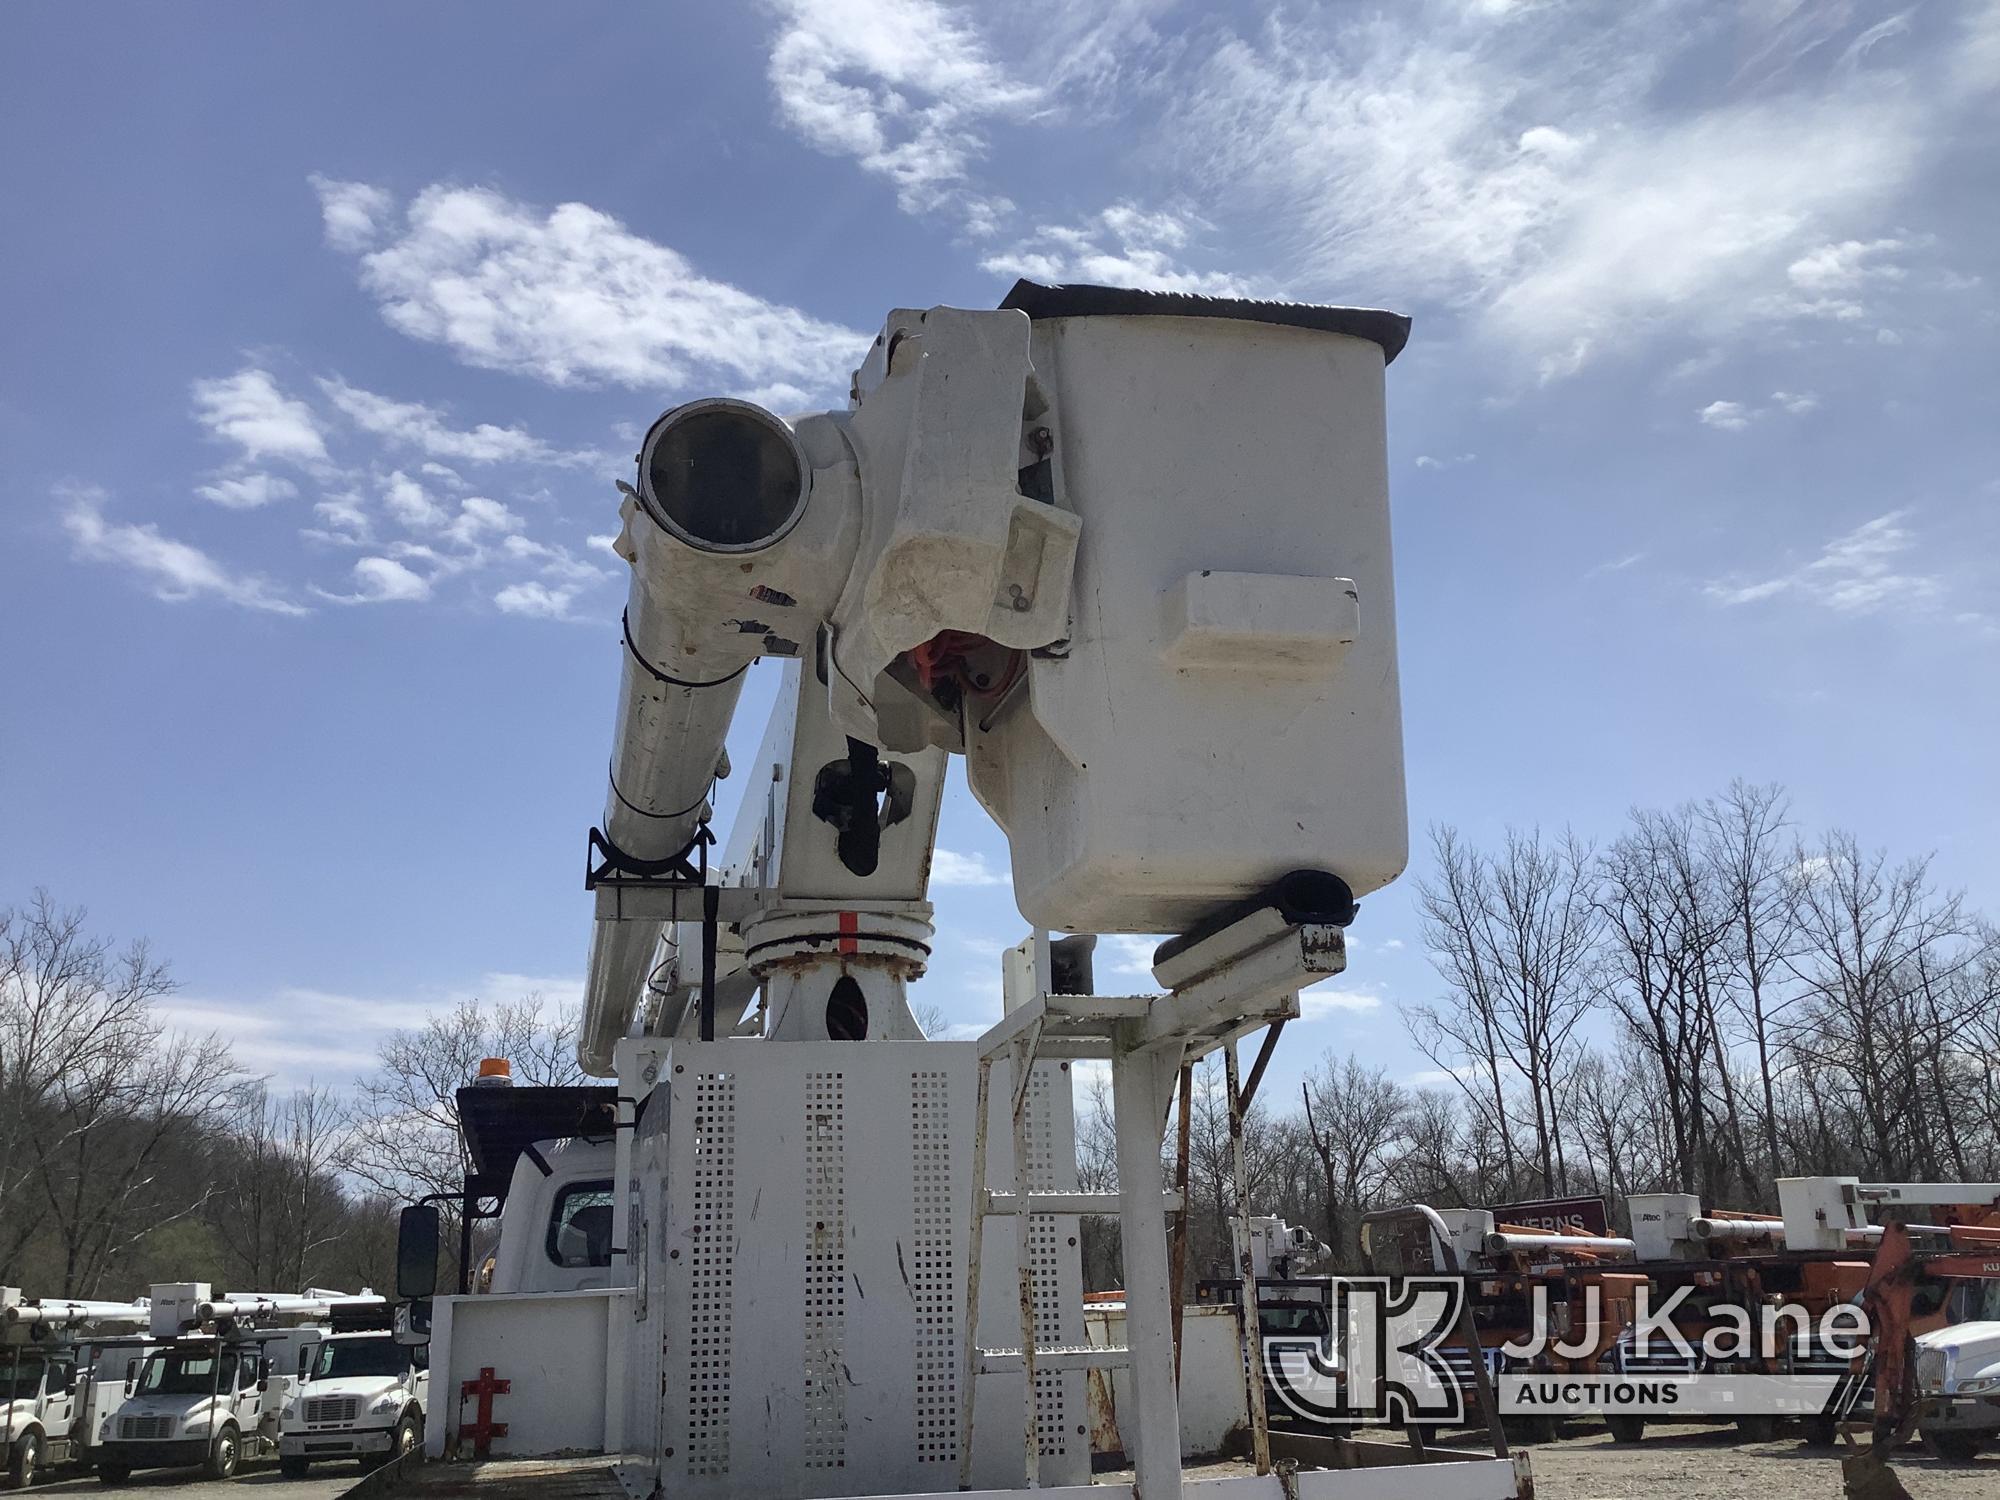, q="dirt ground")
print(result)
[1521,1421,1999,1500]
